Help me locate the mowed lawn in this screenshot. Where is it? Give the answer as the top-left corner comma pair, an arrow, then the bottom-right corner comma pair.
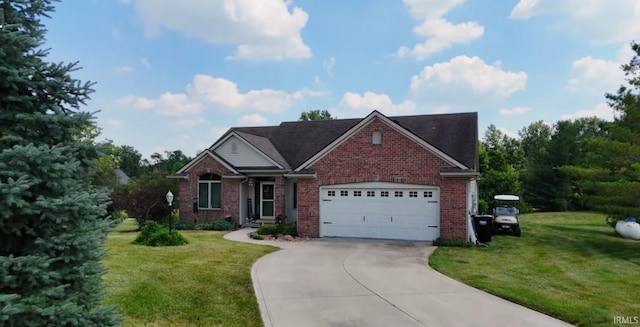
430,212 -> 640,327
102,220 -> 277,327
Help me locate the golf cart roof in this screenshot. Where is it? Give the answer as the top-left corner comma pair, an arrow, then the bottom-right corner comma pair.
494,194 -> 520,201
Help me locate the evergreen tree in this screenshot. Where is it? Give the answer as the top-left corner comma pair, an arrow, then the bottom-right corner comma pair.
574,42 -> 640,225
0,1 -> 120,326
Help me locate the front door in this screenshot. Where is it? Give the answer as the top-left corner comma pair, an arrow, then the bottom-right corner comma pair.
260,182 -> 275,219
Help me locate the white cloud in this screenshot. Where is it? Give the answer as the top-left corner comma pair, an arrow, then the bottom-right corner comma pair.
128,0 -> 312,61
116,74 -> 321,117
172,117 -> 209,128
115,94 -> 156,109
509,0 -> 640,44
566,56 -> 624,94
114,65 -> 133,73
210,127 -> 230,140
338,91 -> 417,117
497,127 -> 519,139
500,107 -> 530,115
141,57 -> 150,68
560,103 -> 615,121
155,92 -> 205,117
188,74 -> 294,113
292,88 -> 328,100
323,57 -> 335,76
398,0 -> 484,60
409,55 -> 527,107
106,119 -> 123,127
237,113 -> 268,126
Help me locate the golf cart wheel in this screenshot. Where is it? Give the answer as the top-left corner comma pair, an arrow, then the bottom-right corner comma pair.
514,226 -> 521,237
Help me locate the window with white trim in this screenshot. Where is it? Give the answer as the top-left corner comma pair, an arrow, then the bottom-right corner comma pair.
354,191 -> 362,197
394,191 -> 403,197
198,173 -> 221,209
328,190 -> 336,196
409,191 -> 418,197
381,191 -> 389,197
424,191 -> 433,198
367,191 -> 375,197
340,190 -> 348,196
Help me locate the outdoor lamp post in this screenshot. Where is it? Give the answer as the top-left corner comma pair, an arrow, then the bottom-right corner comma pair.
166,190 -> 174,232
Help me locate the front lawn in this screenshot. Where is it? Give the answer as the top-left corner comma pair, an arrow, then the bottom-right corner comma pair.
103,220 -> 277,327
430,212 -> 640,327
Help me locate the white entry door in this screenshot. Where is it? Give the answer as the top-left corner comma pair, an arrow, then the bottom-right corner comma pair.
319,183 -> 440,241
261,182 -> 275,219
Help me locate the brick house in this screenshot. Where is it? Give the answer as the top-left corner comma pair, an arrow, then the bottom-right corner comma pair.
169,110 -> 479,241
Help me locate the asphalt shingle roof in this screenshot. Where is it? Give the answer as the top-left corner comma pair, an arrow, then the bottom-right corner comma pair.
212,112 -> 478,171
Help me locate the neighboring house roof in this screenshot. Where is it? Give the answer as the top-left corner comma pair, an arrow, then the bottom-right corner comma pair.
178,110 -> 478,176
114,168 -> 130,185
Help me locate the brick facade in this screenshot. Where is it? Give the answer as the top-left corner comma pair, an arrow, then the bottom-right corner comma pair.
297,118 -> 469,239
177,155 -> 241,226
176,116 -> 472,240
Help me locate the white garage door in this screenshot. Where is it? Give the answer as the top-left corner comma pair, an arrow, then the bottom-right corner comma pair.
319,183 -> 440,241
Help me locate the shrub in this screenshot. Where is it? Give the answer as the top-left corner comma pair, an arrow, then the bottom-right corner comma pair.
172,221 -> 195,230
111,210 -> 128,223
280,224 -> 298,236
433,237 -> 473,247
195,220 -> 235,231
256,224 -> 280,235
250,232 -> 264,240
256,223 -> 297,236
133,221 -> 189,246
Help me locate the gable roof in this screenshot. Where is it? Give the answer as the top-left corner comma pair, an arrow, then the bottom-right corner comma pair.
199,111 -> 478,173
296,111 -> 475,170
235,131 -> 291,169
172,149 -> 239,176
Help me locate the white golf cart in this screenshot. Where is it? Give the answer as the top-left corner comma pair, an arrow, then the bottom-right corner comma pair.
492,194 -> 521,237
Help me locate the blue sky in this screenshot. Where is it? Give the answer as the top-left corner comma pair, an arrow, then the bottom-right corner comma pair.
42,0 -> 639,159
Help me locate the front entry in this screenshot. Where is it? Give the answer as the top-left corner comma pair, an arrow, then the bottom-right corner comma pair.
260,182 -> 275,219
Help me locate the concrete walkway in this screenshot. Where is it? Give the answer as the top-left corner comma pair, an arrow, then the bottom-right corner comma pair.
224,230 -> 573,327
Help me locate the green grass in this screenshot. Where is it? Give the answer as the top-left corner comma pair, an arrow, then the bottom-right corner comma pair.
103,220 -> 278,327
430,212 -> 640,327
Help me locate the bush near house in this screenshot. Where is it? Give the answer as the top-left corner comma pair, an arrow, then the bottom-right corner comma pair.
256,224 -> 298,236
171,220 -> 235,231
132,221 -> 189,246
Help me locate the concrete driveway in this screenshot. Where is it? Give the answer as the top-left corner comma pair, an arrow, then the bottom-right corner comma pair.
251,238 -> 573,327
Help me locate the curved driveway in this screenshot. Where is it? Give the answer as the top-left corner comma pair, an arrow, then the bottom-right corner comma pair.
245,237 -> 573,327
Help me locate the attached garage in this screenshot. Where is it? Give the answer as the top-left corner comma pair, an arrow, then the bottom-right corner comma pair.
319,182 -> 440,241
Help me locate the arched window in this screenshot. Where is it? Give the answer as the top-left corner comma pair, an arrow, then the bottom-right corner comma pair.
372,131 -> 382,145
198,173 -> 221,209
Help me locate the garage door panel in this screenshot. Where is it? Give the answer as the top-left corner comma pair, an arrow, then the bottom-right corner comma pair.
320,185 -> 440,241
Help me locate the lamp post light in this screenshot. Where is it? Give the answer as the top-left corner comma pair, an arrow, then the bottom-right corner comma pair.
166,190 -> 174,232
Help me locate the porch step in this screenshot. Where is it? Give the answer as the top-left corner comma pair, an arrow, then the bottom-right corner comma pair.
245,219 -> 276,228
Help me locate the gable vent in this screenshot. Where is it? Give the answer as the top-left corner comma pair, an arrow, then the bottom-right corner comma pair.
372,131 -> 382,145
231,142 -> 238,154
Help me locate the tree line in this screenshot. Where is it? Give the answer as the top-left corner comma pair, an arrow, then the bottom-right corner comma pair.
479,41 -> 640,226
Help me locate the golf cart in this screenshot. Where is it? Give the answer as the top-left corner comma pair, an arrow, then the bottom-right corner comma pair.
492,194 -> 521,237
